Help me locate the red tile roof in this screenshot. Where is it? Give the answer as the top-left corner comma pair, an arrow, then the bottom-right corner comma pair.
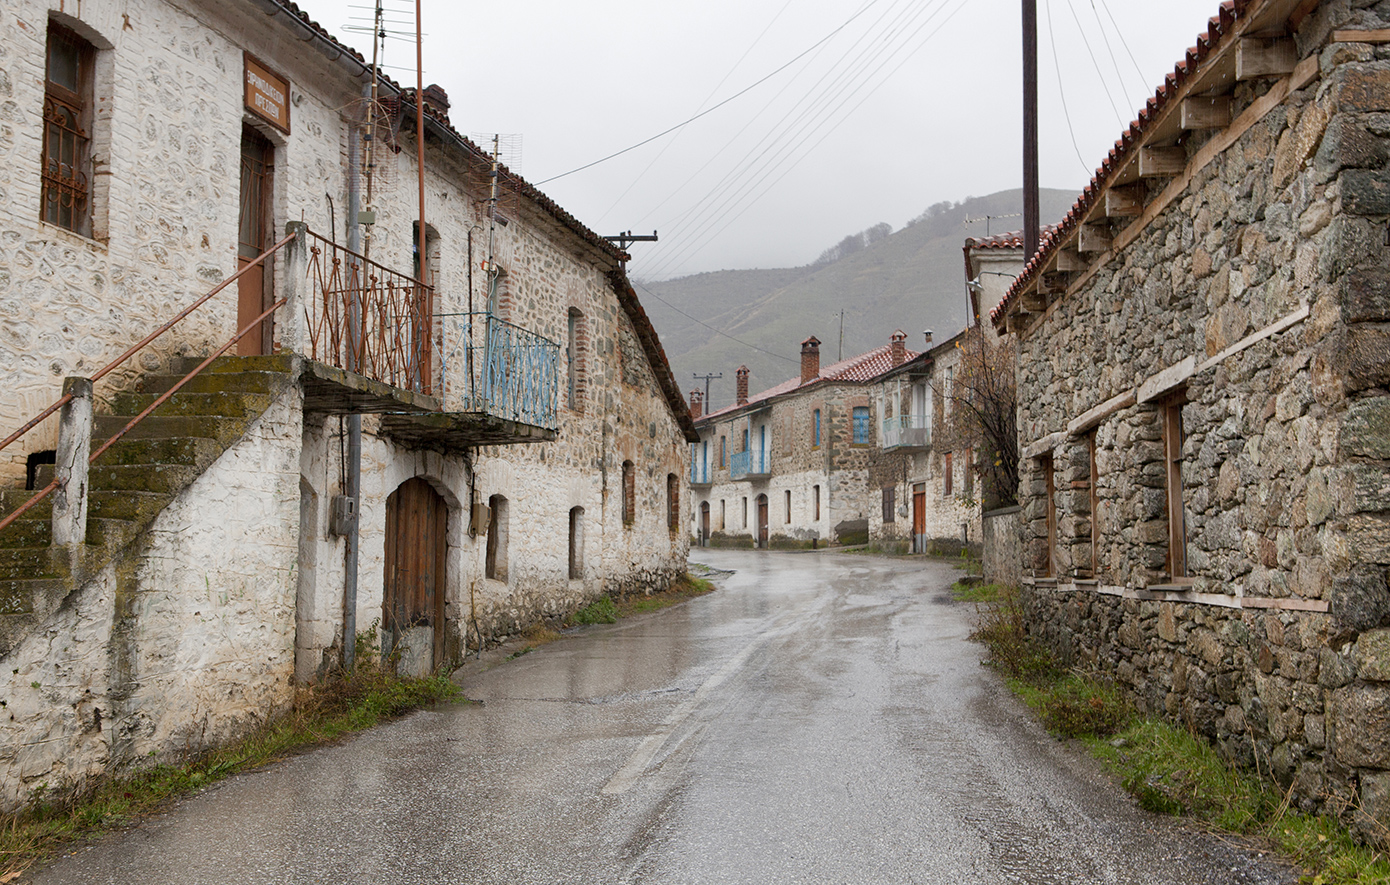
990,0 -> 1255,326
699,343 -> 920,423
964,227 -> 1054,250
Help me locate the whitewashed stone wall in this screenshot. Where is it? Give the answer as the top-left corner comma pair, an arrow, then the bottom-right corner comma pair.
0,384 -> 303,809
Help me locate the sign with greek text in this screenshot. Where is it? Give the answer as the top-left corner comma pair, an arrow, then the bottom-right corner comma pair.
244,53 -> 290,133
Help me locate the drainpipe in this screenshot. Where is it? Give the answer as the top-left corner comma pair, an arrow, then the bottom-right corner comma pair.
342,92 -> 365,672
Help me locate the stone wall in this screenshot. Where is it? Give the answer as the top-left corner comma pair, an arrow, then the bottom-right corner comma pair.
982,505 -> 1022,587
1010,6 -> 1390,839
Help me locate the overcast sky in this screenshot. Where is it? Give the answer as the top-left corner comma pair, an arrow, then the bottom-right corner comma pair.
292,0 -> 1224,278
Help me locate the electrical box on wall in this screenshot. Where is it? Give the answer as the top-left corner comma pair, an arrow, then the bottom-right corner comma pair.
470,501 -> 491,537
330,495 -> 358,537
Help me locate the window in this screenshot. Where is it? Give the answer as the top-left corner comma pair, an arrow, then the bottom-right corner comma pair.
882,487 -> 896,524
486,495 -> 509,581
784,489 -> 792,524
852,406 -> 870,444
943,452 -> 953,497
943,366 -> 954,417
667,473 -> 680,535
813,486 -> 820,521
742,428 -> 749,453
42,23 -> 94,235
742,496 -> 748,528
568,507 -> 584,579
1041,455 -> 1056,578
963,446 -> 974,497
622,461 -> 635,526
566,308 -> 586,412
720,499 -> 726,530
812,408 -> 821,448
719,435 -> 727,467
1164,399 -> 1187,579
1088,431 -> 1100,579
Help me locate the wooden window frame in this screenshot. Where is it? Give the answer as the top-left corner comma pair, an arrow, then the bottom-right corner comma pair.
943,451 -> 953,498
42,22 -> 95,236
1163,397 -> 1188,580
851,406 -> 870,445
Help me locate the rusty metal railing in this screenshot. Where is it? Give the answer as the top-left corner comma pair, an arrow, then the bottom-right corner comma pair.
0,232 -> 297,536
303,230 -> 435,396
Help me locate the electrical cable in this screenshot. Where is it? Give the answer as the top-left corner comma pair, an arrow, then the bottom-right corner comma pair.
1063,0 -> 1124,126
643,0 -> 965,279
641,0 -> 940,277
534,0 -> 886,187
1097,0 -> 1149,90
1045,0 -> 1093,174
630,279 -> 800,365
1085,0 -> 1143,108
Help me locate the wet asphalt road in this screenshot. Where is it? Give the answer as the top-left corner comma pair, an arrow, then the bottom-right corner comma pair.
28,550 -> 1296,884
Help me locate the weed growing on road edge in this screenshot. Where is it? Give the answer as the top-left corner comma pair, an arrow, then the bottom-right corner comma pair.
0,656 -> 460,880
950,580 -> 1002,604
966,586 -> 1390,884
572,596 -> 619,624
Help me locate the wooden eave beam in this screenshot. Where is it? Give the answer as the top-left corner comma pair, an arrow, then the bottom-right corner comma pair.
1055,249 -> 1085,272
1006,311 -> 1036,334
1078,222 -> 1112,253
1104,186 -> 1144,218
1139,147 -> 1187,177
1237,37 -> 1298,80
1180,95 -> 1232,130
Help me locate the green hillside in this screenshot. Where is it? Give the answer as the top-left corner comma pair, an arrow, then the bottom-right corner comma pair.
636,188 -> 1076,411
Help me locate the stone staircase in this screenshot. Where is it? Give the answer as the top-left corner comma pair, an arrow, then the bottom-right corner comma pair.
0,354 -> 296,658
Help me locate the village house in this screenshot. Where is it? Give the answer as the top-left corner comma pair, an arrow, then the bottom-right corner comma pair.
687,334 -> 915,549
0,0 -> 694,808
994,0 -> 1390,842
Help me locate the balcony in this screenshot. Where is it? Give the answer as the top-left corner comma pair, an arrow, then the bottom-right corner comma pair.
882,414 -> 930,451
690,462 -> 712,487
729,449 -> 771,480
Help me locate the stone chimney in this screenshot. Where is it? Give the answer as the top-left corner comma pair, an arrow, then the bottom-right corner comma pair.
689,389 -> 703,420
736,366 -> 750,406
891,330 -> 907,367
800,336 -> 821,385
422,84 -> 451,122
924,329 -> 933,347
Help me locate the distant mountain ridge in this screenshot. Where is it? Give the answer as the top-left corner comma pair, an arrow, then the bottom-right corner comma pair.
636,188 -> 1075,413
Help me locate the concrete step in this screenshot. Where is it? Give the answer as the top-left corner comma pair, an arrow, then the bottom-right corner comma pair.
0,490 -> 52,521
171,354 -> 296,377
138,370 -> 286,397
87,517 -> 138,551
0,547 -> 65,580
93,436 -> 223,469
107,391 -> 273,420
89,464 -> 201,495
87,490 -> 173,524
0,576 -> 66,620
0,518 -> 51,549
93,414 -> 245,445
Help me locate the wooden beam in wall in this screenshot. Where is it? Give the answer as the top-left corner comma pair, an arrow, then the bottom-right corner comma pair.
1180,95 -> 1232,130
1006,311 -> 1036,334
1055,249 -> 1086,272
1104,186 -> 1144,218
1332,29 -> 1390,44
1022,292 -> 1050,311
1078,222 -> 1112,253
1138,146 -> 1187,177
1237,37 -> 1298,80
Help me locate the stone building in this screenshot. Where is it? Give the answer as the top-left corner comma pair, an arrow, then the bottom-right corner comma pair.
0,0 -> 694,808
993,0 -> 1390,841
688,335 -> 915,549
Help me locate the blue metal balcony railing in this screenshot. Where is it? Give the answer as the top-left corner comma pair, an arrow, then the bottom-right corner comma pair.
882,414 -> 930,450
441,312 -> 560,430
729,449 -> 770,480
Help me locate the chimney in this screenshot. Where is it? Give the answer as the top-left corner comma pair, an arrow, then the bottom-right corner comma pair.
422,84 -> 451,122
890,330 -> 907,367
688,389 -> 703,420
800,336 -> 821,385
736,366 -> 750,406
924,329 -> 934,347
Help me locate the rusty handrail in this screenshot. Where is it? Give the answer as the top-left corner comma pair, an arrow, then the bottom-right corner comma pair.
0,233 -> 298,537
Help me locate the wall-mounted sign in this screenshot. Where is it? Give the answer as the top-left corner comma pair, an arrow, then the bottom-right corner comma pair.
244,53 -> 290,133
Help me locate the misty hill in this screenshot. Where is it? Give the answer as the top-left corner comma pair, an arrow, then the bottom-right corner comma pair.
636,188 -> 1076,412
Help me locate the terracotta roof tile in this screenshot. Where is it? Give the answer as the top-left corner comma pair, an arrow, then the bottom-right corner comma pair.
699,343 -> 919,423
991,0 -> 1257,326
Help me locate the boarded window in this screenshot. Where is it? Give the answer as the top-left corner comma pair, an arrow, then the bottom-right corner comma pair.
882,486 -> 895,524
622,461 -> 635,526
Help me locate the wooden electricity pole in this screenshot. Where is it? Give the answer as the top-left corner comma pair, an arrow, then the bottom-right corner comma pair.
1022,0 -> 1040,260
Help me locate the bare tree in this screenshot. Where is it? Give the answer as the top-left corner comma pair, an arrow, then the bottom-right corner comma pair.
945,325 -> 1018,509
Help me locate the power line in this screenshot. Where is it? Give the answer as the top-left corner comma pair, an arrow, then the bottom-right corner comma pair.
1045,0 -> 1092,174
1084,0 -> 1142,109
1063,0 -> 1124,126
534,0 -> 886,187
1097,0 -> 1149,90
630,279 -> 800,365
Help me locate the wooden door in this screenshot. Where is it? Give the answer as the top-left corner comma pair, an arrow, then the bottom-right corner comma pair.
912,483 -> 926,554
700,502 -> 710,546
383,478 -> 448,670
756,494 -> 769,549
237,126 -> 273,356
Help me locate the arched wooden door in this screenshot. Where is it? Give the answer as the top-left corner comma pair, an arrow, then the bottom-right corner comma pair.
756,494 -> 769,549
699,501 -> 710,547
384,478 -> 448,672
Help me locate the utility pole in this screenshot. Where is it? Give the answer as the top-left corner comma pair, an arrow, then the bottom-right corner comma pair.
603,230 -> 659,269
836,309 -> 846,361
693,372 -> 722,411
1022,0 -> 1040,259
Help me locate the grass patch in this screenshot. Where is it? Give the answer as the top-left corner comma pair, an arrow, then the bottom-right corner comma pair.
0,655 -> 460,879
564,573 -> 716,628
572,596 -> 619,625
967,585 -> 1390,884
951,580 -> 1003,604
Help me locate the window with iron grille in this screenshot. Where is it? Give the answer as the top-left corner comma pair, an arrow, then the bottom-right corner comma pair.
852,406 -> 870,444
42,23 -> 94,235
